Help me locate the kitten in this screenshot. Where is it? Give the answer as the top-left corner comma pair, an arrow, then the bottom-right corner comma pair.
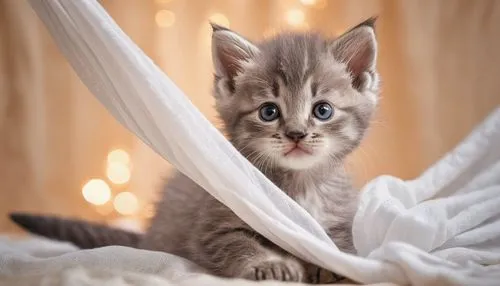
10,17 -> 379,283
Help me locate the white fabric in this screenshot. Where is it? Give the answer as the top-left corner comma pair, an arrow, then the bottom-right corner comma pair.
0,236 -> 396,286
0,236 -> 277,286
8,0 -> 498,285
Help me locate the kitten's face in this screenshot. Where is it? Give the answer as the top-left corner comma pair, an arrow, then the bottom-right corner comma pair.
211,19 -> 379,171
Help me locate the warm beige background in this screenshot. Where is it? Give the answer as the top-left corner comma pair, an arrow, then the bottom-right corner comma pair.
1,0 -> 499,233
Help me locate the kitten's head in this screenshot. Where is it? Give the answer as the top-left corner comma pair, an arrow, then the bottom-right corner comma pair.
211,18 -> 379,172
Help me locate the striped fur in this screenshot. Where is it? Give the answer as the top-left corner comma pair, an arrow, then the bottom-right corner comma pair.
9,18 -> 379,283
9,212 -> 140,248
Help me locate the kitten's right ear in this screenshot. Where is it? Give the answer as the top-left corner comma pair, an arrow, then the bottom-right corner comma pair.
211,23 -> 259,86
330,17 -> 378,91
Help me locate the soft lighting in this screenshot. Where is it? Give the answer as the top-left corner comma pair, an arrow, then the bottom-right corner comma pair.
202,13 -> 229,48
113,192 -> 139,216
286,9 -> 305,26
82,179 -> 111,206
300,0 -> 317,5
155,0 -> 173,4
263,27 -> 277,38
335,29 -> 345,37
315,0 -> 327,9
111,218 -> 143,232
106,162 -> 131,185
155,10 -> 176,28
95,203 -> 114,216
107,149 -> 130,166
144,204 -> 156,218
209,13 -> 230,28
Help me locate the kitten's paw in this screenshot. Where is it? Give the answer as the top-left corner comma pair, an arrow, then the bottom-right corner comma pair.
239,256 -> 306,282
305,265 -> 345,284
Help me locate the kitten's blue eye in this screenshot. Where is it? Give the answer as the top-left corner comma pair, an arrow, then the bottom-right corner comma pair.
259,103 -> 280,122
313,102 -> 333,120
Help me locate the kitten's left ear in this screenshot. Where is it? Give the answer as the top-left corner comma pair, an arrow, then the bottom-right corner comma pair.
330,17 -> 378,90
211,23 -> 259,88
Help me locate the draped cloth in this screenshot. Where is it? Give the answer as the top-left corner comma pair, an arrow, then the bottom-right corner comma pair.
16,0 -> 500,285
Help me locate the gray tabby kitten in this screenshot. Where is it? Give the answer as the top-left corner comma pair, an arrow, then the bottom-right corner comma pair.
10,17 -> 379,283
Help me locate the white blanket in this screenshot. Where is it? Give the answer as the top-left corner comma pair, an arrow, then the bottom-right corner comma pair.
0,236 -> 394,286
0,236 -> 219,286
3,0 -> 498,285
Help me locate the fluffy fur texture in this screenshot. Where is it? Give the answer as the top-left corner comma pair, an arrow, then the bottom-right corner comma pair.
10,17 -> 379,284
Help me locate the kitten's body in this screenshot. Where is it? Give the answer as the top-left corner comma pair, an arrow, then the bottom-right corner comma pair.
140,166 -> 357,279
10,18 -> 379,283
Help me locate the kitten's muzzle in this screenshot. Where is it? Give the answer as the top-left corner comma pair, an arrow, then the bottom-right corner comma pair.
285,131 -> 308,142
284,145 -> 312,156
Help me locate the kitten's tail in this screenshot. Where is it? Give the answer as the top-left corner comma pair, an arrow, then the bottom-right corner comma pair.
9,212 -> 141,249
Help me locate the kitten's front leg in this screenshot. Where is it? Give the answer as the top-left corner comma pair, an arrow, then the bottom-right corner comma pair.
192,199 -> 306,282
197,227 -> 306,281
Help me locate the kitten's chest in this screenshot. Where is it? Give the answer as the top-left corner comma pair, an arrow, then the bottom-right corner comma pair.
279,176 -> 353,230
281,180 -> 331,227
296,191 -> 330,227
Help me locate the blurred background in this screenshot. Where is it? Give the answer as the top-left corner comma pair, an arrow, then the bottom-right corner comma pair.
1,0 -> 499,234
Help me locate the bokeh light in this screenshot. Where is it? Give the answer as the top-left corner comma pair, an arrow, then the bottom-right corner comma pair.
113,192 -> 139,216
209,13 -> 230,28
107,149 -> 130,166
300,0 -> 317,5
110,217 -> 143,232
106,162 -> 131,185
155,10 -> 176,28
82,179 -> 111,206
286,9 -> 305,27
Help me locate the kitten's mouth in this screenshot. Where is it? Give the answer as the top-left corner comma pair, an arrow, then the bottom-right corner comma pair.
284,145 -> 312,157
